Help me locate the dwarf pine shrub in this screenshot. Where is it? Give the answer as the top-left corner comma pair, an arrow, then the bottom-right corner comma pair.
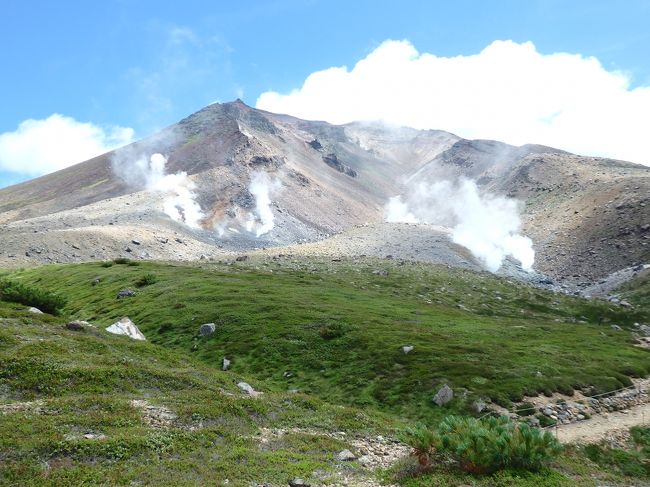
0,279 -> 67,315
437,415 -> 561,474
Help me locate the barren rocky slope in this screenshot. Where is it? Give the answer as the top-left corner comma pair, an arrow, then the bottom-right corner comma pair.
0,100 -> 648,286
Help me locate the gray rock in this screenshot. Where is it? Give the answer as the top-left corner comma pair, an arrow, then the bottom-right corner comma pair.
288,479 -> 310,487
611,324 -> 622,331
65,320 -> 89,331
237,382 -> 261,397
471,400 -> 486,414
222,357 -> 230,371
433,384 -> 454,406
116,288 -> 136,299
131,239 -> 141,245
401,345 -> 414,354
337,449 -> 356,461
27,307 -> 43,314
200,323 -> 216,336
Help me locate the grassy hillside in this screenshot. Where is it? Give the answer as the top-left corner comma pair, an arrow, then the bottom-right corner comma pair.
0,300 -> 396,486
2,259 -> 649,486
6,257 -> 649,423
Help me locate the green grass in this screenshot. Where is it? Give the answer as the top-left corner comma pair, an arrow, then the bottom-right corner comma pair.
582,427 -> 650,479
5,258 -> 649,422
0,300 -> 393,486
1,258 -> 649,486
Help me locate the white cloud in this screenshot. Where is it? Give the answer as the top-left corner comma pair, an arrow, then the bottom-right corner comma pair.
0,114 -> 134,176
257,39 -> 650,166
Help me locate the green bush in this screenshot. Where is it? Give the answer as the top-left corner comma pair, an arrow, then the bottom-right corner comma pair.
135,274 -> 157,287
400,424 -> 440,468
0,279 -> 67,315
437,415 -> 562,474
113,258 -> 131,265
100,261 -> 113,268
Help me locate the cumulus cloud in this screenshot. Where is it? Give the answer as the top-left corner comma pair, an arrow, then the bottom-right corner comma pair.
0,114 -> 134,177
257,40 -> 650,166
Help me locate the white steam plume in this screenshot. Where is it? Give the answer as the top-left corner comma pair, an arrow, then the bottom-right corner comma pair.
113,152 -> 204,229
245,171 -> 281,237
385,179 -> 534,272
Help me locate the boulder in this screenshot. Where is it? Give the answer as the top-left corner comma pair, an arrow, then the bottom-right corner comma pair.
27,307 -> 44,314
401,345 -> 414,354
611,324 -> 622,331
116,288 -> 136,299
222,357 -> 231,371
105,317 -> 146,340
237,382 -> 261,397
471,400 -> 486,414
433,384 -> 454,406
337,449 -> 356,461
65,320 -> 90,331
200,323 -> 216,336
289,479 -> 310,487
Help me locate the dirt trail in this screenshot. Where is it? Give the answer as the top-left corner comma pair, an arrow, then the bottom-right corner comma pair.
553,403 -> 650,444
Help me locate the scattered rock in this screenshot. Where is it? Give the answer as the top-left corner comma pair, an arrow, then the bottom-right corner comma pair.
289,478 -> 310,487
116,288 -> 136,299
106,317 -> 146,340
82,433 -> 107,440
199,323 -> 216,336
471,400 -> 487,414
337,449 -> 356,461
131,239 -> 141,245
433,384 -> 454,406
237,382 -> 261,397
65,320 -> 89,331
235,255 -> 249,262
401,345 -> 414,354
222,357 -> 231,371
27,307 -> 43,314
611,324 -> 622,331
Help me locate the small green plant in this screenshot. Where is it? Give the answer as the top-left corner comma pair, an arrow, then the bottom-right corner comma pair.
400,424 -> 440,468
100,261 -> 113,268
135,273 -> 158,287
437,415 -> 562,474
113,257 -> 131,265
0,279 -> 67,315
536,414 -> 556,428
516,401 -> 536,416
583,428 -> 650,479
318,322 -> 347,340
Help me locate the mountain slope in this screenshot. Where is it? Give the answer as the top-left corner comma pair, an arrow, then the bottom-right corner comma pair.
0,100 -> 648,285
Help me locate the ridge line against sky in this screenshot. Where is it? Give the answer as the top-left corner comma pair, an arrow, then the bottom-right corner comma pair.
1,1 -> 650,187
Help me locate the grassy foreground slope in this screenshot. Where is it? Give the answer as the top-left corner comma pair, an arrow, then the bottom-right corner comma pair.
8,258 -> 649,422
0,300 -> 395,486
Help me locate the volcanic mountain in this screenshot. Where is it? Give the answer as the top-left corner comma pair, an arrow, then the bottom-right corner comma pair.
0,100 -> 648,289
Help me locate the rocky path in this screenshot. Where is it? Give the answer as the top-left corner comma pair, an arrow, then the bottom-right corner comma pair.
553,402 -> 650,444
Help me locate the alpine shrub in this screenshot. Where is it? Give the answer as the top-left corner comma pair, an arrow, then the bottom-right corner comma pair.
0,279 -> 67,315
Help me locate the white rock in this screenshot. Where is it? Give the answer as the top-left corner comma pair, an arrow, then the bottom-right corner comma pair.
237,382 -> 261,397
106,317 -> 146,340
27,307 -> 43,314
222,357 -> 231,371
402,345 -> 414,354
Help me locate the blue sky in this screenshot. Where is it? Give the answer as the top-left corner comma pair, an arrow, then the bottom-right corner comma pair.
1,0 -> 650,188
